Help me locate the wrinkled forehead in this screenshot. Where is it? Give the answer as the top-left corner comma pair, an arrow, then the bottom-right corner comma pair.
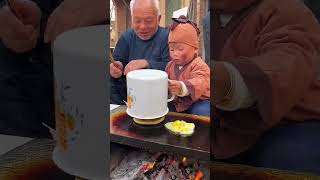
132,8 -> 158,18
132,0 -> 158,17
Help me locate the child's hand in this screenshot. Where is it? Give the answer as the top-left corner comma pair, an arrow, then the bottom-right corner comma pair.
110,61 -> 123,79
168,79 -> 182,96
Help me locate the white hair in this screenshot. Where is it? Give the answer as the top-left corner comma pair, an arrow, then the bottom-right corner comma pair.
130,0 -> 161,17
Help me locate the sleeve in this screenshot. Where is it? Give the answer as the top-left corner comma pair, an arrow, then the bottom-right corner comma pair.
229,1 -> 320,125
182,61 -> 210,101
177,81 -> 190,97
148,29 -> 170,71
216,62 -> 255,111
112,32 -> 130,65
110,32 -> 130,85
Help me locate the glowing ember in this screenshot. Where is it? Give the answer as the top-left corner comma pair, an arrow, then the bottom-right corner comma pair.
182,157 -> 187,166
144,161 -> 155,173
110,147 -> 209,180
195,170 -> 204,180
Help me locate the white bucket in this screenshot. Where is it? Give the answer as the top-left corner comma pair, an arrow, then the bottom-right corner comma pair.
52,25 -> 108,180
126,69 -> 174,119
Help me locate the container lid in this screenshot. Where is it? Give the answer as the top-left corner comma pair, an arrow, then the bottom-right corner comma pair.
127,69 -> 167,80
53,25 -> 108,60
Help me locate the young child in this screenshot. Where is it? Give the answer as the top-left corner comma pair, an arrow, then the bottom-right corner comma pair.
166,17 -> 210,117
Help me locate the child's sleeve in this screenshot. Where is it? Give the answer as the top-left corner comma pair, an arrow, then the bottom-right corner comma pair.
182,62 -> 210,101
177,81 -> 190,97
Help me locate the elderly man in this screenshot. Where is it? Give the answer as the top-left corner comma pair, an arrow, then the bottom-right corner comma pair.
110,0 -> 170,105
212,0 -> 320,175
0,0 -> 107,137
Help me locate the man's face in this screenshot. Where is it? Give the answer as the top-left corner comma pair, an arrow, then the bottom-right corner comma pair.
132,3 -> 160,40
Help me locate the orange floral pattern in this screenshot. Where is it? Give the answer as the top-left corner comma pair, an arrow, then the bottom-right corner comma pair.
127,96 -> 133,109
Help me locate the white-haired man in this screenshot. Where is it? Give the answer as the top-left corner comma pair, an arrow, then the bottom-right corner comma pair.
110,0 -> 169,105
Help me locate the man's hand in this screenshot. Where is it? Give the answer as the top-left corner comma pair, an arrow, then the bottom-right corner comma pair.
168,79 -> 182,96
44,0 -> 107,43
0,0 -> 41,53
124,59 -> 149,75
110,61 -> 124,79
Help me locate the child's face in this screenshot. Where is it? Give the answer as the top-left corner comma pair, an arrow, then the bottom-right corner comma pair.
169,42 -> 197,65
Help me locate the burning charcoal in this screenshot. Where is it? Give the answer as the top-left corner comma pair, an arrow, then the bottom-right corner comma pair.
147,167 -> 160,178
194,162 -> 199,170
143,161 -> 155,173
155,153 -> 167,162
185,166 -> 197,179
172,161 -> 186,180
154,168 -> 170,180
165,157 -> 174,169
149,169 -> 162,180
151,152 -> 163,161
158,158 -> 167,168
132,176 -> 148,180
110,144 -> 210,180
132,164 -> 150,180
152,154 -> 167,171
125,166 -> 144,179
185,169 -> 191,175
179,165 -> 189,178
198,163 -> 210,180
110,147 -> 129,172
177,171 -> 186,180
150,168 -> 169,180
110,151 -> 154,180
149,156 -> 169,177
167,166 -> 179,180
194,170 -> 204,180
180,157 -> 188,167
149,171 -> 157,180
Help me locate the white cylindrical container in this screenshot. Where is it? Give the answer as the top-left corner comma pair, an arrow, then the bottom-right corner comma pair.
52,25 -> 108,180
126,69 -> 173,119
